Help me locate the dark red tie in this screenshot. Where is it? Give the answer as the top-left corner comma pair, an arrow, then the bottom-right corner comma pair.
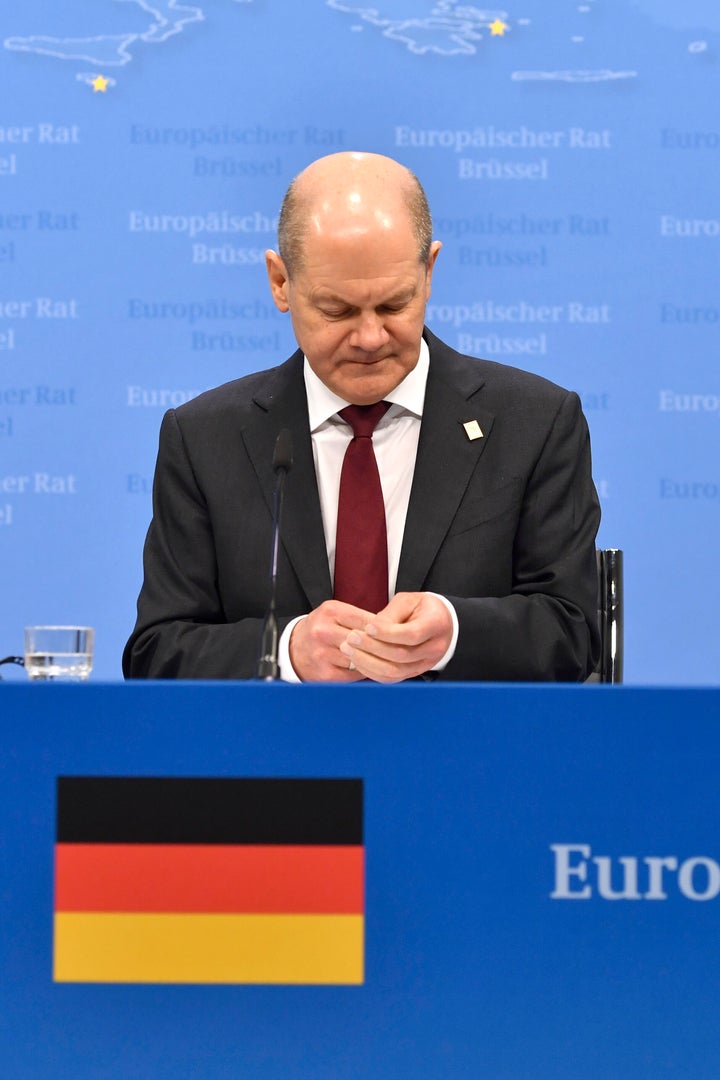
334,402 -> 390,613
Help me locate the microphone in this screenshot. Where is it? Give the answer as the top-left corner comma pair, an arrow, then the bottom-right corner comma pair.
256,429 -> 293,680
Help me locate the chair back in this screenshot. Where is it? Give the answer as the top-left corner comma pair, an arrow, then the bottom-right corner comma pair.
595,548 -> 623,683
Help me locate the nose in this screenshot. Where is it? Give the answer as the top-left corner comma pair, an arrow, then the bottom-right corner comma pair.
348,312 -> 391,352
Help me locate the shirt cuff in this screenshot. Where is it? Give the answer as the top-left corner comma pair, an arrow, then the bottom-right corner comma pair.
278,615 -> 305,683
427,593 -> 459,671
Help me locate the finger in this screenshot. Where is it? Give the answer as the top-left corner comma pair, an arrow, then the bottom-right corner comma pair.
365,596 -> 452,648
323,600 -> 378,632
373,592 -> 421,625
363,615 -> 438,649
341,646 -> 428,684
339,636 -> 435,677
328,652 -> 367,683
342,631 -> 431,666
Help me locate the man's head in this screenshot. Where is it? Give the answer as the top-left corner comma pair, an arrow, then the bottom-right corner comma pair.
266,152 -> 441,405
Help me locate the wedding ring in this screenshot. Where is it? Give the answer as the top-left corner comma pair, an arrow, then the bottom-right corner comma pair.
348,660 -> 356,672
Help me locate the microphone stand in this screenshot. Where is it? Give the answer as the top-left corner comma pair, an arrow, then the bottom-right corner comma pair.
257,430 -> 293,680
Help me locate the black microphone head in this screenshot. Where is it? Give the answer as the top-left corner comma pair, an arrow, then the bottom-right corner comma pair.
272,428 -> 293,474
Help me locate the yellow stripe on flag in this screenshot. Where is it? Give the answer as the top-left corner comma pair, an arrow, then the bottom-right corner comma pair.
54,912 -> 364,984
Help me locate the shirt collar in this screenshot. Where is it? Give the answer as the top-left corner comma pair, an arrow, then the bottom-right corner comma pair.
304,337 -> 429,433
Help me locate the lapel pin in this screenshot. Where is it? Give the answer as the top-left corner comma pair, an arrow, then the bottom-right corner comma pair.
463,420 -> 484,441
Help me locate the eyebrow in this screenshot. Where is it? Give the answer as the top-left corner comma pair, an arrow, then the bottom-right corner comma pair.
316,287 -> 417,307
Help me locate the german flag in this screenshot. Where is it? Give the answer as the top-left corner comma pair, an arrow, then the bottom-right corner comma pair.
54,777 -> 364,984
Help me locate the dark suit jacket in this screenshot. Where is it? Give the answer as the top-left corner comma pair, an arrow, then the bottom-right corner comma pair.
123,330 -> 601,681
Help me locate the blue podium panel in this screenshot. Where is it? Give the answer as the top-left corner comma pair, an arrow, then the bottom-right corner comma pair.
1,683 -> 719,1077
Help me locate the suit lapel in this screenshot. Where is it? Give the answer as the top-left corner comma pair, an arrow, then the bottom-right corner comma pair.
396,334 -> 495,592
240,353 -> 333,609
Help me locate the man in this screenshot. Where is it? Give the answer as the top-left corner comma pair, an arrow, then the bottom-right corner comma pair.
123,152 -> 600,682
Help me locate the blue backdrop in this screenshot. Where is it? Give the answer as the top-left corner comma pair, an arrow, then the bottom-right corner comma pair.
1,1 -> 719,682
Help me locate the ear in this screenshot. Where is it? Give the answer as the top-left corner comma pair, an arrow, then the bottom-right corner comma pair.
265,250 -> 290,312
424,240 -> 442,297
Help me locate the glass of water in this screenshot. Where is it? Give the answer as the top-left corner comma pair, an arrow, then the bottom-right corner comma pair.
24,626 -> 94,682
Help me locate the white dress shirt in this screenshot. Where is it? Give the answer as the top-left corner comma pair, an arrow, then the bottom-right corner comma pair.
278,339 -> 459,680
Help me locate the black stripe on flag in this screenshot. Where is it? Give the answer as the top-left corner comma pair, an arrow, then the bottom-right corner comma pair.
57,777 -> 363,845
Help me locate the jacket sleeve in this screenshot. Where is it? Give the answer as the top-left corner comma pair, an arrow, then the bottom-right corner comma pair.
122,409 -> 291,680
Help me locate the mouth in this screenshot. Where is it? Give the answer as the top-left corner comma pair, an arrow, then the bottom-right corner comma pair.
347,353 -> 392,366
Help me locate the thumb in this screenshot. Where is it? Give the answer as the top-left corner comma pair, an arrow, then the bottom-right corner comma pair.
371,592 -> 422,627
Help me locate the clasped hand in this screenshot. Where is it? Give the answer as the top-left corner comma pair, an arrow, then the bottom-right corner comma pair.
289,592 -> 453,684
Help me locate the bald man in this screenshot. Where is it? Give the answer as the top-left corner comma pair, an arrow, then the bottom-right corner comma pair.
123,152 -> 600,682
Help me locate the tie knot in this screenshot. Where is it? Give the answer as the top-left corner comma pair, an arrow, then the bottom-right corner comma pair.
339,401 -> 390,438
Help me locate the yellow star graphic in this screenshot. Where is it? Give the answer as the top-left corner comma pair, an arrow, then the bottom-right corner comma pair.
488,18 -> 508,36
92,75 -> 109,92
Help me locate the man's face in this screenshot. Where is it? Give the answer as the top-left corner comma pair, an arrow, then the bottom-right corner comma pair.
267,220 -> 440,405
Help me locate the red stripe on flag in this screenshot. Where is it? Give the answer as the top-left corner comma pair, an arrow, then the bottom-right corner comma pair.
55,843 -> 364,914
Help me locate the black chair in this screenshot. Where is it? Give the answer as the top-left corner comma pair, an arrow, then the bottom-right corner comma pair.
590,548 -> 623,684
